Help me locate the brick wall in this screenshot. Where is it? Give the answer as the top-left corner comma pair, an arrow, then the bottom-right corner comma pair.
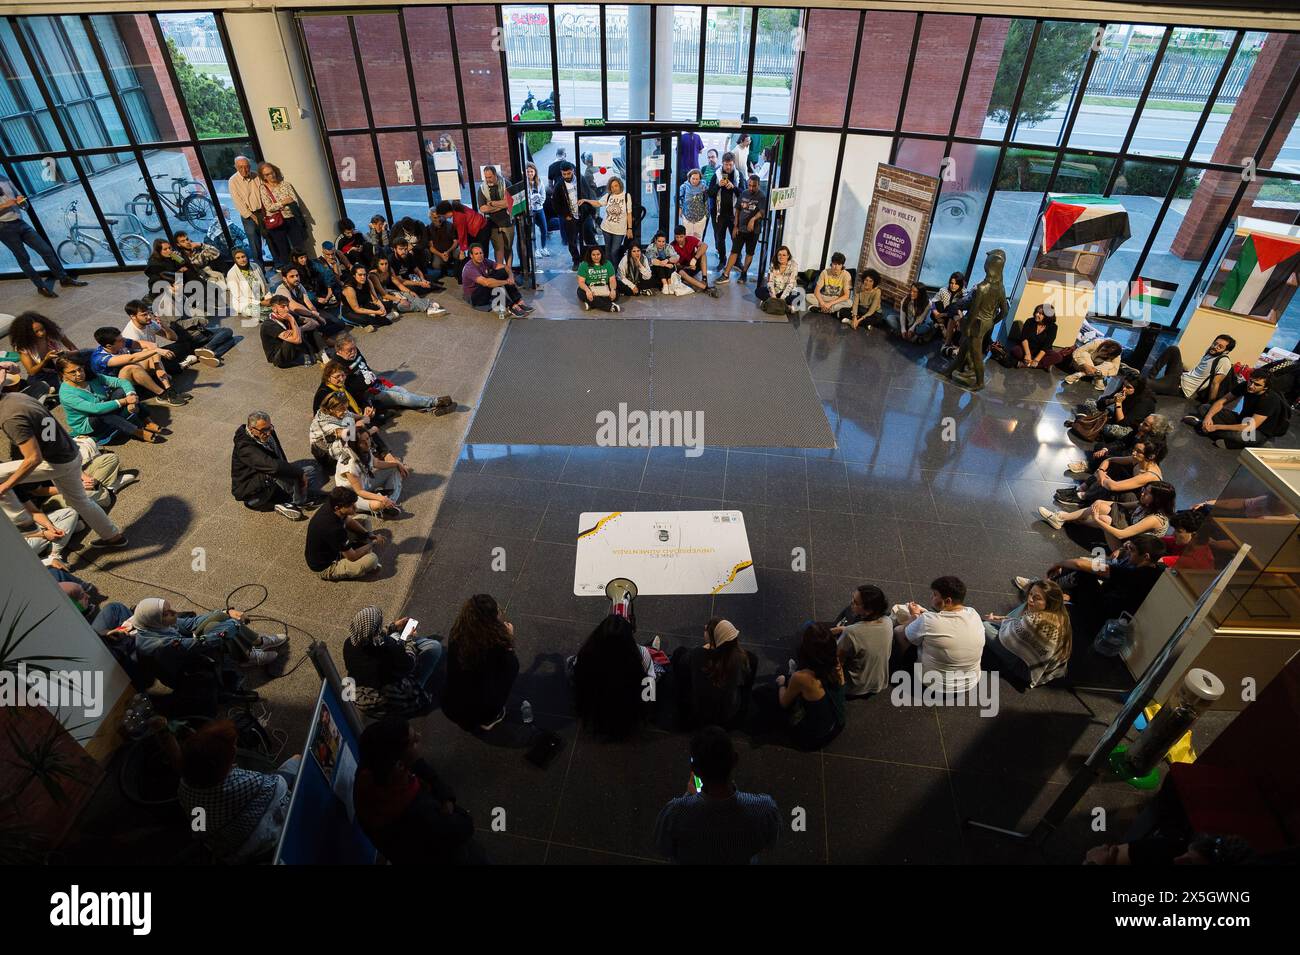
1171,32 -> 1300,259
795,9 -> 861,127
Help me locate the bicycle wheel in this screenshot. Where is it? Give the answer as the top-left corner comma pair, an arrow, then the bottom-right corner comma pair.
129,192 -> 162,231
180,193 -> 215,226
117,233 -> 150,263
56,239 -> 94,265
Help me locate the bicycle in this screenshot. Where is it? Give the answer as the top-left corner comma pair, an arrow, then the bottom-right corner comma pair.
128,173 -> 215,232
57,199 -> 150,265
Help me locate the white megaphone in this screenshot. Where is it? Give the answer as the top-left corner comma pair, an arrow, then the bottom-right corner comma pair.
605,577 -> 638,624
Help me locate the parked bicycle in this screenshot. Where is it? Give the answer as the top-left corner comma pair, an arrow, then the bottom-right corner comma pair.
128,173 -> 215,232
57,199 -> 150,265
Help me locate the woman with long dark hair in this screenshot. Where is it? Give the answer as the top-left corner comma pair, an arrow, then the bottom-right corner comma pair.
442,594 -> 519,732
670,618 -> 755,729
1041,479 -> 1176,546
983,578 -> 1072,688
756,621 -> 846,750
9,311 -> 77,398
340,263 -> 394,329
571,613 -> 657,740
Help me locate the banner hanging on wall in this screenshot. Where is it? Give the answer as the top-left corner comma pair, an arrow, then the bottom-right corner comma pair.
857,164 -> 940,304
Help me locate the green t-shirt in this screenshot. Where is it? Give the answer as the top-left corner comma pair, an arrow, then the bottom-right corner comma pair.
578,262 -> 613,288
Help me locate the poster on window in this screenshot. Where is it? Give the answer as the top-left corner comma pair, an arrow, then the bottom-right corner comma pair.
857,164 -> 939,306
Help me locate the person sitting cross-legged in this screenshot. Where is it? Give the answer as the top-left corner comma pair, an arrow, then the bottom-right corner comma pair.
460,244 -> 532,316
260,294 -> 327,368
57,354 -> 164,445
576,245 -> 621,312
89,326 -> 187,408
344,606 -> 443,719
652,725 -> 780,865
226,247 -> 272,318
304,485 -> 384,581
335,430 -> 407,519
646,232 -> 680,293
890,575 -> 984,694
752,621 -> 846,751
831,584 -> 894,698
230,410 -> 317,521
442,594 -> 520,733
669,618 -> 756,730
981,578 -> 1072,689
329,332 -> 454,415
808,252 -> 853,321
672,224 -> 718,297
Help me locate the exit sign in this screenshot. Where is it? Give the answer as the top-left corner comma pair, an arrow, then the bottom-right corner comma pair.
583,118 -> 606,128
699,119 -> 721,129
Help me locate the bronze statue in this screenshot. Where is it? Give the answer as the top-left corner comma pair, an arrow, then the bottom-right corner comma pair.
950,249 -> 1009,392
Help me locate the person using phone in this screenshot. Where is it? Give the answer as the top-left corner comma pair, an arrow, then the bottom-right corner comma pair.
343,606 -> 443,718
653,726 -> 780,865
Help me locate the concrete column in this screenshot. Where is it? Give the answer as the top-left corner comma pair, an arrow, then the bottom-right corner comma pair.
222,10 -> 341,249
652,6 -> 675,122
627,5 -> 651,121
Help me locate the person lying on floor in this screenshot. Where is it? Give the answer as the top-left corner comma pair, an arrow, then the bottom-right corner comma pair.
130,597 -> 287,669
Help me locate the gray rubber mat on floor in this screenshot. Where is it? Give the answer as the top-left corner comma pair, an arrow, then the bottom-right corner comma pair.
466,319 -> 834,448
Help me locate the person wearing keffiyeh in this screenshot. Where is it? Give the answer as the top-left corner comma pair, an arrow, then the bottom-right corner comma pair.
981,579 -> 1072,688
342,606 -> 444,710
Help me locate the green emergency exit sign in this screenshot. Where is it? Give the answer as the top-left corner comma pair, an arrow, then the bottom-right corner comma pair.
583,118 -> 606,128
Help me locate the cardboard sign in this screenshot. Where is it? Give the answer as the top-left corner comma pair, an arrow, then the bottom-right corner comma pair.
771,186 -> 797,211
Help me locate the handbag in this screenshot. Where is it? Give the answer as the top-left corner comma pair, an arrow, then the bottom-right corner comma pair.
261,183 -> 285,230
1070,409 -> 1108,442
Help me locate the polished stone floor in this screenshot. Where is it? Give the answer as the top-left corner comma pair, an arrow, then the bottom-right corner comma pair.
5,269 -> 1278,864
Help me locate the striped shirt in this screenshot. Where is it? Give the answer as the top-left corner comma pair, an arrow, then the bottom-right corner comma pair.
653,790 -> 780,864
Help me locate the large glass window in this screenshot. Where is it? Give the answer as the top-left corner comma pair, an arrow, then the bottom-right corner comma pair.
1010,21 -> 1096,147
849,12 -> 914,130
301,17 -> 369,131
1190,32 -> 1268,163
669,6 -> 702,123
901,15 -> 975,136
554,5 -> 601,121
1066,24 -> 1163,152
1127,28 -> 1235,160
0,11 -> 252,276
1098,159 -> 1180,311
455,6 -> 508,125
922,143 -> 999,288
702,7 -> 751,124
794,9 -> 858,128
403,8 -> 461,126
751,8 -> 798,126
502,4 -> 554,122
352,14 -> 415,129
606,5 -> 650,122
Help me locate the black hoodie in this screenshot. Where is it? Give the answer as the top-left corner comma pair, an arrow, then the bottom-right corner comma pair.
230,424 -> 302,501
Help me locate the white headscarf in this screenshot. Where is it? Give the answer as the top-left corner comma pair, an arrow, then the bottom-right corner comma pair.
131,598 -> 172,633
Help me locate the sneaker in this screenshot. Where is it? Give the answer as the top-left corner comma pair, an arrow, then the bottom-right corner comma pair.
274,503 -> 305,521
1037,506 -> 1064,530
1014,576 -> 1032,593
1064,372 -> 1084,384
180,355 -> 199,369
610,302 -> 621,312
88,534 -> 128,548
426,303 -> 448,315
257,632 -> 288,651
520,303 -> 536,314
737,273 -> 748,284
434,395 -> 455,409
840,317 -> 851,325
359,325 -> 376,334
298,496 -> 324,511
150,392 -> 187,408
1053,487 -> 1081,503
59,276 -> 89,287
1094,377 -> 1107,391
716,272 -> 731,285
240,647 -> 280,669
581,299 -> 590,311
113,470 -> 140,492
479,708 -> 506,731
194,347 -> 221,367
1067,460 -> 1088,474
941,345 -> 959,359
539,247 -> 551,257
1182,415 -> 1202,427
433,402 -> 455,416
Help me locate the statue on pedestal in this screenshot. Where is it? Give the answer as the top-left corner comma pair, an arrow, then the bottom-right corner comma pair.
949,248 -> 1008,392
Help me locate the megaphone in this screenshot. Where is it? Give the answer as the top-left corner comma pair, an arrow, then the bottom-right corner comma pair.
605,577 -> 638,624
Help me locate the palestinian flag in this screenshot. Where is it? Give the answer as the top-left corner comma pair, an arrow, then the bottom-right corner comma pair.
1214,233 -> 1300,316
510,184 -> 527,217
1043,195 -> 1131,253
1130,277 -> 1177,307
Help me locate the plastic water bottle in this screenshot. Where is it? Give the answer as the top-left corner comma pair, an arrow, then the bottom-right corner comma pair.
521,700 -> 534,724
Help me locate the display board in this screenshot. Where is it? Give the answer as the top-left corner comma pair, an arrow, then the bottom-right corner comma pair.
574,510 -> 757,596
857,163 -> 940,307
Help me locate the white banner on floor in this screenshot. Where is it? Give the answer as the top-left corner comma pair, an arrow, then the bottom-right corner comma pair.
574,511 -> 757,596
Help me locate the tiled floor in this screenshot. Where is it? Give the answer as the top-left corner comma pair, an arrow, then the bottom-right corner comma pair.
4,268 -> 1274,864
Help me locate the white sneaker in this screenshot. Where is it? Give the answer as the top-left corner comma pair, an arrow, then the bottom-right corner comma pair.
1014,576 -> 1032,592
113,470 -> 140,491
180,355 -> 199,369
610,302 -> 621,312
1067,460 -> 1088,474
581,300 -> 589,311
539,247 -> 551,257
1038,506 -> 1064,530
426,302 -> 448,315
840,317 -> 851,325
257,632 -> 288,650
240,648 -> 278,669
1094,377 -> 1107,391
274,503 -> 305,521
1064,372 -> 1083,384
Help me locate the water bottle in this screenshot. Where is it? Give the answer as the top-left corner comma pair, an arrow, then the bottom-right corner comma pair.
521,700 -> 534,724
1093,613 -> 1133,657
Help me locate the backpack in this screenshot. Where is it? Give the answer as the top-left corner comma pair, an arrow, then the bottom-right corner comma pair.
353,677 -> 434,720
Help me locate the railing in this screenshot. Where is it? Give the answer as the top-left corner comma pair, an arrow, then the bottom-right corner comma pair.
1090,48 -> 1254,104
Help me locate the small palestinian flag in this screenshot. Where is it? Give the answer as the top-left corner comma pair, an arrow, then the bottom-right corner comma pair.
1214,233 -> 1300,316
510,185 -> 528,217
1130,277 -> 1177,307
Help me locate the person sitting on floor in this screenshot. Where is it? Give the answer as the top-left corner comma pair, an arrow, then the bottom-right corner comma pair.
848,268 -> 882,330
671,224 -> 718,297
335,430 -> 406,519
334,217 -> 372,269
1054,436 -> 1167,510
645,232 -> 680,293
934,272 -> 969,359
442,593 -> 520,733
809,252 -> 853,321
757,245 -> 800,316
1067,412 -> 1172,478
304,485 -> 383,580
340,264 -> 395,329
653,725 -> 780,865
57,354 -> 164,445
344,606 -> 443,719
328,332 -> 454,415
278,262 -> 344,334
1040,480 -> 1176,548
372,253 -> 448,316
890,575 -> 984,694
993,303 -> 1062,370
982,578 -> 1072,688
90,326 -> 187,408
130,596 -> 287,669
460,244 -> 532,317
670,618 -> 755,730
309,391 -> 377,472
178,719 -> 298,864
1068,374 -> 1156,444
354,717 -> 485,865
122,298 -> 208,374
754,621 -> 846,750
260,295 -> 327,368
570,613 -> 661,741
231,410 -> 317,521
24,437 -> 136,514
832,584 -> 894,698
617,243 -> 655,297
886,282 -> 931,341
1062,338 -> 1124,389
314,359 -> 377,424
9,312 -> 77,399
225,247 -> 272,318
1149,333 -> 1235,403
11,492 -> 80,570
1183,374 -> 1290,449
576,245 -> 621,312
